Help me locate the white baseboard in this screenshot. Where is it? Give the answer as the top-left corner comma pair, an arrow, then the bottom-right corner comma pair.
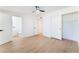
21,34 -> 35,38
0,39 -> 12,45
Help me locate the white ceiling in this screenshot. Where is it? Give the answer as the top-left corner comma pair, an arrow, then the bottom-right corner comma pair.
0,6 -> 69,15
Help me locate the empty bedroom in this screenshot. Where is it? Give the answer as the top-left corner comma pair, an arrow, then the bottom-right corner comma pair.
0,6 -> 79,53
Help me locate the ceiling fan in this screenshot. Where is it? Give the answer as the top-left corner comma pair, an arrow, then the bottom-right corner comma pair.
32,6 -> 45,13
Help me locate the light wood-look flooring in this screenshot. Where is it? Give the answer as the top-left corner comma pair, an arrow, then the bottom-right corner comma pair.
0,35 -> 79,53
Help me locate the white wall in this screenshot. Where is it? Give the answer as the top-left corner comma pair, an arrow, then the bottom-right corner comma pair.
22,14 -> 36,37
0,12 -> 12,45
42,7 -> 79,40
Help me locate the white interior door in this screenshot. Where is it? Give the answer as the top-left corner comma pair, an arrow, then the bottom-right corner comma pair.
12,16 -> 22,36
0,12 -> 12,45
62,12 -> 79,41
33,19 -> 38,35
33,17 -> 43,35
38,19 -> 43,34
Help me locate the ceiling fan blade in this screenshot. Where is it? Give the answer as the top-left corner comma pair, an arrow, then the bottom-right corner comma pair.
40,10 -> 45,12
32,6 -> 45,13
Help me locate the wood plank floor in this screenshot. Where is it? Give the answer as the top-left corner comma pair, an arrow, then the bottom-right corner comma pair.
0,34 -> 79,53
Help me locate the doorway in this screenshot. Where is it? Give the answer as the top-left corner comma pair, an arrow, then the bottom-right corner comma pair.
38,17 -> 43,34
33,16 -> 43,35
62,12 -> 79,41
12,16 -> 22,37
